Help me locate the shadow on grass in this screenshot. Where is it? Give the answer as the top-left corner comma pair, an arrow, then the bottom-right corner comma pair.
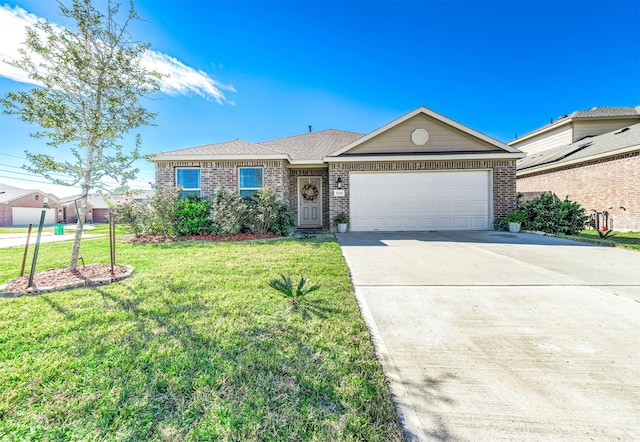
72,286 -> 370,440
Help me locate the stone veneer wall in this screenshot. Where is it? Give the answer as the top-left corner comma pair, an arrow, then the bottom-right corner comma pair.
288,168 -> 330,229
155,160 -> 288,200
328,159 -> 517,232
517,152 -> 639,231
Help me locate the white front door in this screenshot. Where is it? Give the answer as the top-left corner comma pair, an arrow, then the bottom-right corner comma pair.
298,176 -> 322,227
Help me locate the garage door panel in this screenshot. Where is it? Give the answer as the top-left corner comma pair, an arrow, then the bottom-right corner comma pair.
12,208 -> 56,226
350,171 -> 490,232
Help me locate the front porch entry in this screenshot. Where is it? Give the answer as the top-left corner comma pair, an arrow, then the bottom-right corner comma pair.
297,176 -> 322,228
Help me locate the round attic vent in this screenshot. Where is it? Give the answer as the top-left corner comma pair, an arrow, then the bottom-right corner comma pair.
411,128 -> 429,146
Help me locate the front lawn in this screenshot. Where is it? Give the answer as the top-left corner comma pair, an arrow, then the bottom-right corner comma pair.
568,230 -> 640,251
0,236 -> 403,441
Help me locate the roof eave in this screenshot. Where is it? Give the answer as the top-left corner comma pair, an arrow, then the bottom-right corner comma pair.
517,144 -> 640,176
324,152 -> 525,163
509,114 -> 640,146
151,154 -> 290,162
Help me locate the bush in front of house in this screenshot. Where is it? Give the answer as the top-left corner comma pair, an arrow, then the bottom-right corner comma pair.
518,193 -> 587,235
145,186 -> 179,237
173,194 -> 215,236
246,188 -> 295,236
210,188 -> 247,236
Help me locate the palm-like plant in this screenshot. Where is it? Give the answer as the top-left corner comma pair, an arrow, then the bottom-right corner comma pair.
268,275 -> 321,305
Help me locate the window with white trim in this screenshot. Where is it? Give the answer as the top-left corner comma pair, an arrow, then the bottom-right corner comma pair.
176,168 -> 201,198
238,167 -> 263,198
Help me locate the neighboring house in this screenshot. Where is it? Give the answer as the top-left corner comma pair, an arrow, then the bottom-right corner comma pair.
512,106 -> 640,231
62,191 -> 154,224
0,182 -> 62,227
151,106 -> 524,232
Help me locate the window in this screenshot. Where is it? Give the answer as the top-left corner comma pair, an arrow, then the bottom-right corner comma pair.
239,167 -> 263,198
176,168 -> 201,198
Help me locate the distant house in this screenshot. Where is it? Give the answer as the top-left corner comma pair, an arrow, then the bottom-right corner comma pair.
512,106 -> 640,230
61,191 -> 154,224
150,106 -> 524,232
0,183 -> 62,227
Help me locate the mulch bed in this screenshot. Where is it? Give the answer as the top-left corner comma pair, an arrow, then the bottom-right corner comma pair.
123,233 -> 278,243
1,264 -> 133,296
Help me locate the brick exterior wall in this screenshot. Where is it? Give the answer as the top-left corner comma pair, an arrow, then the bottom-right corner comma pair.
0,193 -> 62,227
288,168 -> 330,229
154,159 -> 517,232
517,152 -> 640,231
328,159 -> 517,232
155,160 -> 288,200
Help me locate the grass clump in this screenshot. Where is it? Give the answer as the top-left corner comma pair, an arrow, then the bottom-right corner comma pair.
0,236 -> 403,441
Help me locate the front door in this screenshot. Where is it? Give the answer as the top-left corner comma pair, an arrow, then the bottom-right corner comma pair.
298,176 -> 322,227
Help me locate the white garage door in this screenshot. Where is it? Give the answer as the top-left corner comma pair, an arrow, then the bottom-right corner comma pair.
350,171 -> 490,231
12,207 -> 57,226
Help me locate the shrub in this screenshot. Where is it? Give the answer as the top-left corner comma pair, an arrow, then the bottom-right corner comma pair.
518,193 -> 587,235
268,275 -> 321,306
114,200 -> 146,237
246,188 -> 295,236
173,194 -> 214,236
211,188 -> 247,236
145,186 -> 179,237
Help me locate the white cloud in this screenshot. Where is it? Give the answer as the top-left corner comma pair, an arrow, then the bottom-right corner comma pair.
0,4 -> 234,103
142,50 -> 235,103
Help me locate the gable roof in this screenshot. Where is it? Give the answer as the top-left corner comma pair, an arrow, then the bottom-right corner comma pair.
510,106 -> 640,146
0,182 -> 60,205
327,106 -> 522,159
151,106 -> 523,164
517,122 -> 640,175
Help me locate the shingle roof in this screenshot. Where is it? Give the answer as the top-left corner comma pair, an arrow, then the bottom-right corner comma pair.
517,122 -> 640,172
259,129 -> 364,161
565,106 -> 640,119
155,139 -> 282,157
153,129 -> 365,162
0,182 -> 60,204
0,183 -> 33,203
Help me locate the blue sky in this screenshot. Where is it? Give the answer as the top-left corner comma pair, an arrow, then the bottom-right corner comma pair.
1,0 -> 639,197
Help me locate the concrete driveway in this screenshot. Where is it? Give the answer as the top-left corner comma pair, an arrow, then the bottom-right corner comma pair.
337,231 -> 640,441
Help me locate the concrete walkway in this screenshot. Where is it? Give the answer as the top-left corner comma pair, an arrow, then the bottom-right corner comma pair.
337,231 -> 640,441
0,230 -> 105,249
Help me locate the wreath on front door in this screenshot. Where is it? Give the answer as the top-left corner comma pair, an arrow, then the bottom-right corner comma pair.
301,183 -> 319,201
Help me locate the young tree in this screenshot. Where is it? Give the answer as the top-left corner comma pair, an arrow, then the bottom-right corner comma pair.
2,0 -> 160,269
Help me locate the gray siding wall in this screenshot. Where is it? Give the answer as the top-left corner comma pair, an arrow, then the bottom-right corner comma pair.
348,113 -> 501,155
512,125 -> 572,155
572,119 -> 639,142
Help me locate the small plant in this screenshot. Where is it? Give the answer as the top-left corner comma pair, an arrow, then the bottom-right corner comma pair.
268,274 -> 321,306
333,212 -> 349,226
597,225 -> 615,239
504,209 -> 526,224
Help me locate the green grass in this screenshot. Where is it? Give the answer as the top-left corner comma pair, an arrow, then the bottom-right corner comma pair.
564,230 -> 640,251
0,236 -> 403,441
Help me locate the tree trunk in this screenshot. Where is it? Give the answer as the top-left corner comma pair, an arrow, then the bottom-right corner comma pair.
69,192 -> 89,270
